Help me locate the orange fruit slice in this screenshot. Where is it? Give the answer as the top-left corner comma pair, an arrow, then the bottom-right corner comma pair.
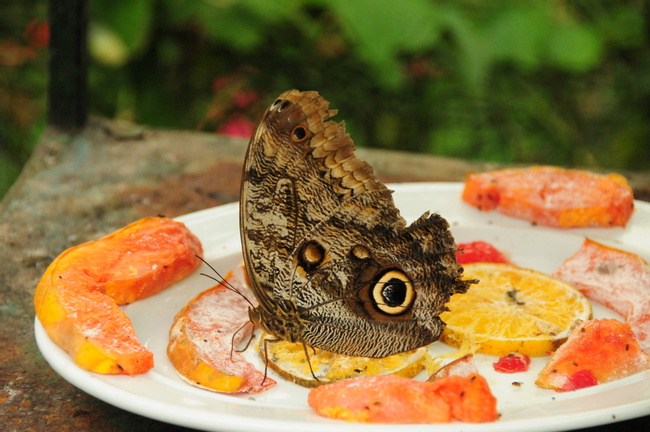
440,263 -> 592,357
261,333 -> 432,388
462,166 -> 634,228
34,217 -> 203,375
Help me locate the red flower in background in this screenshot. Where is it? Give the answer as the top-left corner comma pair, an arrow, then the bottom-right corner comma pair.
217,113 -> 255,138
24,19 -> 50,48
233,90 -> 258,109
0,19 -> 49,66
206,72 -> 260,139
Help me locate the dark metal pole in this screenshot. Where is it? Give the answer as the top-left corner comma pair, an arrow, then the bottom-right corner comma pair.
47,0 -> 88,129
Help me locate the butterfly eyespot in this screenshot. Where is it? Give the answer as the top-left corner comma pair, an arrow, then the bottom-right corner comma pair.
292,126 -> 308,142
277,100 -> 291,112
298,241 -> 325,271
371,270 -> 415,315
272,99 -> 282,107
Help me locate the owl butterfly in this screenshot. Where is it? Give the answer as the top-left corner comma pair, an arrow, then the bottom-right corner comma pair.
240,90 -> 471,359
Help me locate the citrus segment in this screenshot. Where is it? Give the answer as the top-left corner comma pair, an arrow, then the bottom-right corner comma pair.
34,217 -> 203,375
462,166 -> 634,228
440,263 -> 592,357
261,334 -> 432,388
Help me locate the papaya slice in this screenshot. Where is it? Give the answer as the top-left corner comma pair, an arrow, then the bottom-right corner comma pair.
167,264 -> 276,393
34,217 -> 203,375
553,239 -> 650,352
461,166 -> 634,228
308,374 -> 498,423
536,319 -> 650,391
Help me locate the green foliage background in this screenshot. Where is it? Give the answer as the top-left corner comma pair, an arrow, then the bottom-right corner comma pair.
2,0 -> 649,199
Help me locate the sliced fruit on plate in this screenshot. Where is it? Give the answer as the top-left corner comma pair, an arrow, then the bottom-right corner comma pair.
461,166 -> 634,228
34,217 -> 203,375
308,373 -> 499,423
440,263 -> 592,357
167,264 -> 275,393
456,241 -> 511,264
553,239 -> 650,353
536,319 -> 650,391
428,354 -> 477,381
260,333 -> 432,388
492,353 -> 531,374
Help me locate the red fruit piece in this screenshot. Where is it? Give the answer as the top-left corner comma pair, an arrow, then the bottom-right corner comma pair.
560,370 -> 598,392
536,319 -> 650,391
493,353 -> 531,373
456,241 -> 510,264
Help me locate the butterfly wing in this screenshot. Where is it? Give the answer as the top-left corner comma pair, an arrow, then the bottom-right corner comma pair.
240,90 -> 471,357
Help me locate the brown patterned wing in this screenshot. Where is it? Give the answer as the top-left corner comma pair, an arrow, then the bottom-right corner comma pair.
239,90 -> 471,357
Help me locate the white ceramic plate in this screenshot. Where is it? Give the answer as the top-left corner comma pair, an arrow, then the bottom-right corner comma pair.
35,182 -> 650,432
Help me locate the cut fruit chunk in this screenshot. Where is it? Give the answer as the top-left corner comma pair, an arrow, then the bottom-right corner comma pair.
440,263 -> 592,357
428,354 -> 477,381
34,217 -> 203,375
461,166 -> 634,228
168,264 -> 275,393
456,241 -> 510,264
493,353 -> 531,374
553,239 -> 650,353
536,319 -> 650,391
261,333 -> 431,388
307,374 -> 499,423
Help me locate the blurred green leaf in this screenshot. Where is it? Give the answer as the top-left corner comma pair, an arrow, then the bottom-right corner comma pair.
165,0 -> 304,52
438,6 -> 490,93
322,0 -> 440,87
594,5 -> 645,49
429,126 -> 473,158
546,23 -> 603,72
486,5 -> 550,70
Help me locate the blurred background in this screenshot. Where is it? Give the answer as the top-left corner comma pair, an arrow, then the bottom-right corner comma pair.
1,0 -> 649,199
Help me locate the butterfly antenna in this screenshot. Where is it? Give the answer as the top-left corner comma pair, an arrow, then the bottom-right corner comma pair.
195,255 -> 255,309
230,321 -> 256,358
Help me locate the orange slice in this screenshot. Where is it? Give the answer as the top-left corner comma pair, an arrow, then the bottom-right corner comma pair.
261,334 -> 432,388
440,263 -> 592,356
34,217 -> 202,375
